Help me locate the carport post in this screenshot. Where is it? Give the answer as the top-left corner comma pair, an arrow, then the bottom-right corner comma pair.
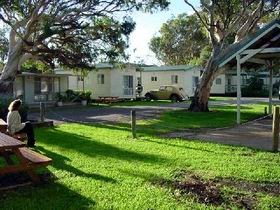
269,68 -> 273,114
272,106 -> 279,152
236,54 -> 241,124
131,110 -> 136,139
40,102 -> 45,122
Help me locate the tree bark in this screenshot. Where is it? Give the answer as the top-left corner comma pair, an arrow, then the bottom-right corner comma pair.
188,54 -> 219,112
0,40 -> 23,98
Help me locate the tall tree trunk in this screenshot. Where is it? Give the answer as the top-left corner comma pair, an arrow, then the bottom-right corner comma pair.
0,41 -> 23,98
188,54 -> 219,112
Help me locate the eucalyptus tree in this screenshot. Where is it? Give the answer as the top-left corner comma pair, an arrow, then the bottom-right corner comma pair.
184,0 -> 280,111
0,0 -> 169,96
0,27 -> 8,64
149,14 -> 210,65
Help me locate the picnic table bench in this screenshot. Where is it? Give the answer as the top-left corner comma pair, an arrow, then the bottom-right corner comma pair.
0,118 -> 27,141
0,132 -> 52,184
98,96 -> 119,103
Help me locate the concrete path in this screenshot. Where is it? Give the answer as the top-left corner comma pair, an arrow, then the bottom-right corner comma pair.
163,117 -> 278,151
29,105 -> 185,124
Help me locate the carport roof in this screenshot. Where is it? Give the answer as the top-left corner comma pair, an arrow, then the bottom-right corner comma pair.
140,65 -> 201,72
218,19 -> 280,68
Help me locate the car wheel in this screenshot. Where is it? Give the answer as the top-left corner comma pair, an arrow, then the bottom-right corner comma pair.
170,94 -> 179,102
145,93 -> 152,101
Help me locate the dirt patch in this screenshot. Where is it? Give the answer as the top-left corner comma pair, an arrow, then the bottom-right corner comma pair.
215,177 -> 280,196
157,174 -> 223,205
155,170 -> 279,209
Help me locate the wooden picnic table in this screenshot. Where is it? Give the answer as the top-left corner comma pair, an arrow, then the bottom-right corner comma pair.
0,132 -> 52,184
98,96 -> 119,103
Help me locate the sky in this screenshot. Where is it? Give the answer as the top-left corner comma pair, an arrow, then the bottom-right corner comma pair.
127,0 -> 200,65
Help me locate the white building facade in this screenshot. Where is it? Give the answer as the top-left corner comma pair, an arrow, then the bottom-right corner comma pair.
137,65 -> 202,97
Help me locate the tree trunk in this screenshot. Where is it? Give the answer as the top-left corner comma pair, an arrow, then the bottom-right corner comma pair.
0,41 -> 23,98
188,55 -> 219,112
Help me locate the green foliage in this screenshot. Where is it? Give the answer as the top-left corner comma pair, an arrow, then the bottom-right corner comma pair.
241,76 -> 269,97
149,13 -> 210,65
0,27 -> 8,63
55,93 -> 66,102
0,98 -> 29,121
79,90 -> 92,102
61,89 -> 92,102
0,0 -> 169,71
21,59 -> 51,73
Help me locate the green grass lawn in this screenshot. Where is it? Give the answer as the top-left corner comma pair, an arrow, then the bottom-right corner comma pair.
209,96 -> 236,101
1,104 -> 279,209
136,104 -> 266,135
93,99 -> 177,107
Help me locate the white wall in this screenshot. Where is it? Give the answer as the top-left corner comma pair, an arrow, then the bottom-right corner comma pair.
59,76 -> 69,92
210,74 -> 226,94
13,77 -> 24,98
24,76 -> 34,104
67,67 -> 137,99
139,69 -> 201,97
110,67 -> 137,99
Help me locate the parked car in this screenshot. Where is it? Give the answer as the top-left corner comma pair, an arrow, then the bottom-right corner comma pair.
145,85 -> 188,102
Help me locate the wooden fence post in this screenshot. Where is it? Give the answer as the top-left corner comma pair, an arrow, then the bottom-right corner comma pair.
272,106 -> 279,152
40,102 -> 45,122
131,110 -> 136,138
264,107 -> 267,115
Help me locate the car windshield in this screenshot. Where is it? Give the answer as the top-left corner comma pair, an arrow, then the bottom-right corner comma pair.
159,86 -> 166,91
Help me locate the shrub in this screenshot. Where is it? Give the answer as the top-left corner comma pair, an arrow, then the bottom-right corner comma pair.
65,89 -> 78,101
241,76 -> 269,97
55,92 -> 66,102
79,90 -> 92,102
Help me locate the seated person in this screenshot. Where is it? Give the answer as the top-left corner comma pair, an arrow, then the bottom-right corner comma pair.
7,99 -> 36,147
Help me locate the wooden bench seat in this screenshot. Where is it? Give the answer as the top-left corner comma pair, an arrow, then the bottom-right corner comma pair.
0,147 -> 52,183
18,147 -> 52,166
0,118 -> 7,133
0,118 -> 27,141
0,132 -> 52,185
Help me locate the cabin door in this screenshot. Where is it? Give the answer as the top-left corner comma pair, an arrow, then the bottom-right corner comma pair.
123,75 -> 133,96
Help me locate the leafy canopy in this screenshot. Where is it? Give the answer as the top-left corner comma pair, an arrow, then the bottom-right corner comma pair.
149,13 -> 210,65
0,0 -> 169,70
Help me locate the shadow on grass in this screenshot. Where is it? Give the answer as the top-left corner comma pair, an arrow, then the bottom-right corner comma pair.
37,127 -> 167,164
36,146 -> 117,183
1,182 -> 96,209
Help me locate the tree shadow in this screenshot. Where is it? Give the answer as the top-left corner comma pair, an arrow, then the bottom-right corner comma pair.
0,182 -> 96,209
37,127 -> 167,164
36,146 -> 117,183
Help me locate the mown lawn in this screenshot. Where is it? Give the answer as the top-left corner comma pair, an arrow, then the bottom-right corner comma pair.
1,104 -> 279,209
137,104 -> 266,135
96,99 -> 176,107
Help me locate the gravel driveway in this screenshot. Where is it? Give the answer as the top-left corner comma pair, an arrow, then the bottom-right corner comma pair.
29,105 -> 186,124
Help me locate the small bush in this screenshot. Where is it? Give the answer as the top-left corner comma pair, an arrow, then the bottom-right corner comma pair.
241,76 -> 269,97
79,90 -> 92,102
57,89 -> 92,102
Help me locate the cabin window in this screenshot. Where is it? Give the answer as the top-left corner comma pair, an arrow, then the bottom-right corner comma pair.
77,75 -> 84,81
34,77 -> 54,101
216,78 -> 222,85
97,74 -> 104,84
171,75 -> 178,84
151,76 -> 157,82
